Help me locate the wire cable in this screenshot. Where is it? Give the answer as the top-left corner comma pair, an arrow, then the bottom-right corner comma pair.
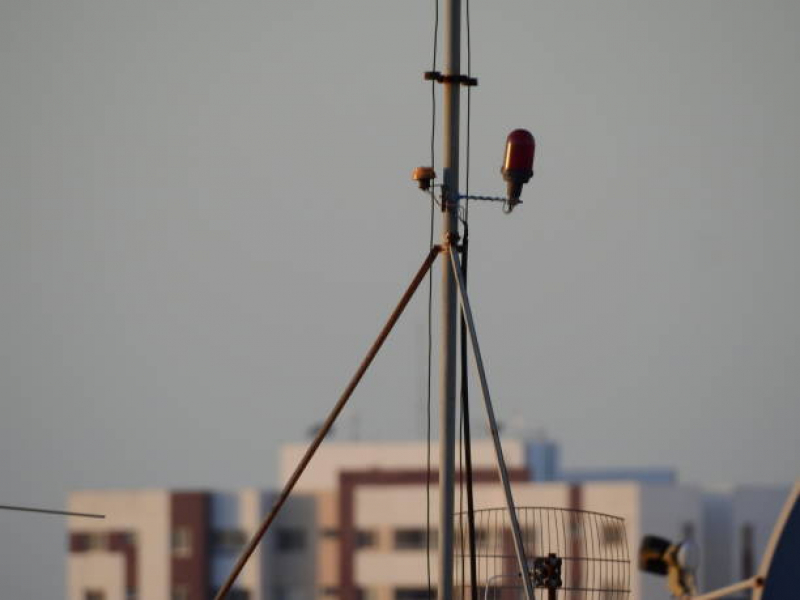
465,0 -> 471,225
0,504 -> 104,519
426,0 -> 439,598
213,248 -> 440,600
458,389 -> 465,600
461,1 -> 481,600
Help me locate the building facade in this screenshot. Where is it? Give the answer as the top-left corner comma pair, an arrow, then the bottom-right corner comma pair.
66,439 -> 791,600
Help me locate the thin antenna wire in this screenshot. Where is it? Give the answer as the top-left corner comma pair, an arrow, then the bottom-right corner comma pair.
0,505 -> 104,519
460,3 -> 482,599
458,394 -> 465,599
465,0 -> 472,223
214,248 -> 440,600
426,0 -> 439,598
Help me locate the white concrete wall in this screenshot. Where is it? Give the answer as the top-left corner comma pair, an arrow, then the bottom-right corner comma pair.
281,440 -> 527,491
67,554 -> 125,600
581,484 -> 640,600
65,458 -> 794,600
354,482 -> 575,592
67,490 -> 170,600
314,489 -> 340,593
240,488 -> 268,600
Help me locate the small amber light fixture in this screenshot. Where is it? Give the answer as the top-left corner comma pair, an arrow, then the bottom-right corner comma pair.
412,166 -> 437,191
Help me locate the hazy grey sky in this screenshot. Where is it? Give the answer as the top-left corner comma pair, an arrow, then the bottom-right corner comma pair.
2,0 -> 799,596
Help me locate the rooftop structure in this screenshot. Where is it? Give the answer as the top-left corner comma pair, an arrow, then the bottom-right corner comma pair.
67,439 -> 789,600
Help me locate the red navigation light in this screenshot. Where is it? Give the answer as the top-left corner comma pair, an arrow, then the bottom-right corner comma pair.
501,129 -> 535,204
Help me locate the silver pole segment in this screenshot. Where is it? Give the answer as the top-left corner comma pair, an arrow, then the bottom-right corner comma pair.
449,247 -> 536,600
438,0 -> 460,597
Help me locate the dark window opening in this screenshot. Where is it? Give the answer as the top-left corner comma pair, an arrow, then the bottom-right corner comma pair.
212,529 -> 247,552
394,588 -> 436,600
356,529 -> 377,549
277,528 -> 306,552
394,528 -> 434,550
741,523 -> 755,580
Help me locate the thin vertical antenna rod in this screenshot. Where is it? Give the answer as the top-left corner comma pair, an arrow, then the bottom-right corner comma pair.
439,0 -> 461,597
458,236 -> 480,600
449,246 -> 536,600
214,246 -> 441,600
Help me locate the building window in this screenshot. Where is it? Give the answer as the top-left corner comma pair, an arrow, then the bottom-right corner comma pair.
394,588 -> 435,600
356,588 -> 377,600
356,529 -> 377,549
599,587 -> 623,600
481,587 -> 502,600
85,591 -> 105,600
212,528 -> 247,553
457,526 -> 488,550
171,586 -> 189,600
522,525 -> 537,544
473,527 -> 489,549
276,528 -> 306,551
601,523 -> 624,546
273,586 -> 303,600
171,527 -> 192,558
394,528 -> 433,550
741,523 -> 755,579
210,588 -> 249,600
320,528 -> 340,539
86,533 -> 108,551
320,587 -> 340,597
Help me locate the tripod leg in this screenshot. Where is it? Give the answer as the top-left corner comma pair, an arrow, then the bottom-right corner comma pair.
214,245 -> 441,600
448,246 -> 535,600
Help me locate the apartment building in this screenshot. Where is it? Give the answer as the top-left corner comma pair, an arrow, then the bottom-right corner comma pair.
66,438 -> 790,600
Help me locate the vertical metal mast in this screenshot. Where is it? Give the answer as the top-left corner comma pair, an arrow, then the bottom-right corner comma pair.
439,0 -> 460,597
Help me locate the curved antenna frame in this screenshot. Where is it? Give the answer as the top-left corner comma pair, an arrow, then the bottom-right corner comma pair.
685,483 -> 800,600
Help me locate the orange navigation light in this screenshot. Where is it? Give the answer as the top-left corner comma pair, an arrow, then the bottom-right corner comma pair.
412,166 -> 437,191
501,129 -> 535,204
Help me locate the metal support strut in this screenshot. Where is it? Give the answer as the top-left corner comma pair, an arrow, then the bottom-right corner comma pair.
214,246 -> 441,600
449,246 -> 536,600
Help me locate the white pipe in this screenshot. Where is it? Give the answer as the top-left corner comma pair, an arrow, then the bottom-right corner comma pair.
690,577 -> 757,600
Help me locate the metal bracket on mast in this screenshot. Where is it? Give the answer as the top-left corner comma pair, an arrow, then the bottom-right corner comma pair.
424,71 -> 479,86
448,246 -> 536,600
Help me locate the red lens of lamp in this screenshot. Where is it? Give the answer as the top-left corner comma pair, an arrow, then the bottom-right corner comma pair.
502,129 -> 535,175
501,129 -> 535,204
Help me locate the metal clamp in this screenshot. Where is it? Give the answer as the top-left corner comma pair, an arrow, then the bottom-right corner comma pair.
424,71 -> 478,86
458,194 -> 507,203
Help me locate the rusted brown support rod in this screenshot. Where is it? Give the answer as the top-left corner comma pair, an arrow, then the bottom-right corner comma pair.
214,245 -> 442,600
